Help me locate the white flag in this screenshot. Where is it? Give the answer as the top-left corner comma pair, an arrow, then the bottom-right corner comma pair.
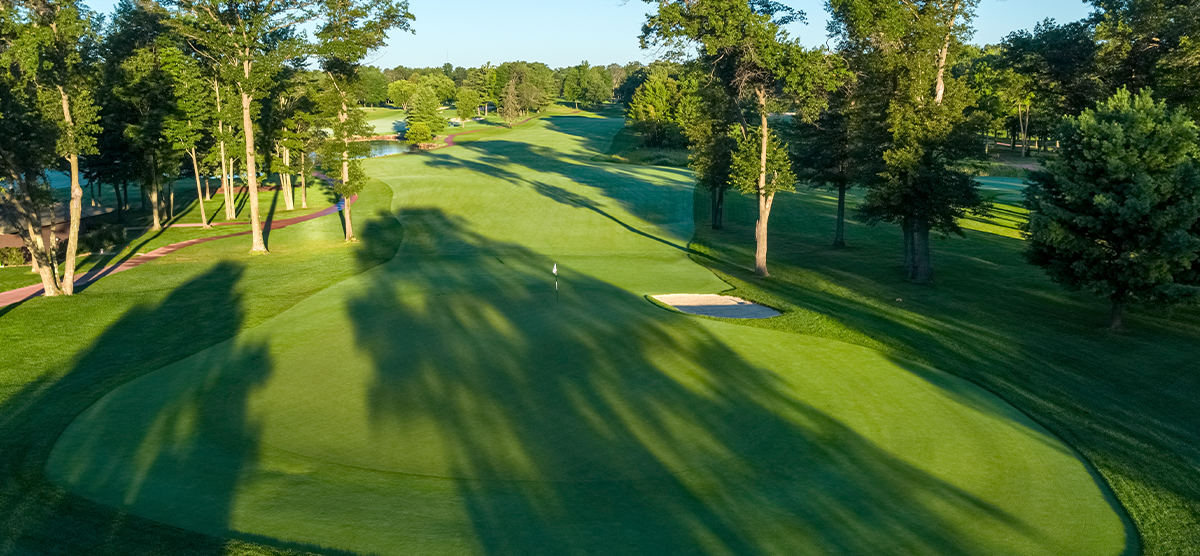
553,263 -> 558,276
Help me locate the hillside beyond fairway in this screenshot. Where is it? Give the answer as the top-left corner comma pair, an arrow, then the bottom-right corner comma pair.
48,111 -> 1129,555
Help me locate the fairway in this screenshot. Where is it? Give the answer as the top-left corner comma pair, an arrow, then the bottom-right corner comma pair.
46,113 -> 1129,555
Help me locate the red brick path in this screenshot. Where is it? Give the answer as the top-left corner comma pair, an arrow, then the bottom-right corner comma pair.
0,196 -> 355,308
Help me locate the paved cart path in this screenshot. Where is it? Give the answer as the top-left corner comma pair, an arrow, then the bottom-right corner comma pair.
0,196 -> 356,308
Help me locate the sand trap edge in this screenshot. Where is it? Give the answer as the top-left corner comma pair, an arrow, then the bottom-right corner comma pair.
650,294 -> 782,319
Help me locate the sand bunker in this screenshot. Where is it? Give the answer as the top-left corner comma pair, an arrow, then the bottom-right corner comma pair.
652,294 -> 781,319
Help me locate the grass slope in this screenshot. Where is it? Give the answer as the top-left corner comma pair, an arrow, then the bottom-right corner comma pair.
43,113 -> 1125,554
691,179 -> 1200,555
0,181 -> 338,293
0,179 -> 399,556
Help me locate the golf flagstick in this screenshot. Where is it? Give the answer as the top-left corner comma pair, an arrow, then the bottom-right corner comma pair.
553,263 -> 558,302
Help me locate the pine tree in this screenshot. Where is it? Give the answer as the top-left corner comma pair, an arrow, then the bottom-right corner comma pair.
500,78 -> 520,127
1025,88 -> 1200,330
406,86 -> 446,133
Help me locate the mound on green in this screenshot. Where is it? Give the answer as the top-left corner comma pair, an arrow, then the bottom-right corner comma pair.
48,114 -> 1127,555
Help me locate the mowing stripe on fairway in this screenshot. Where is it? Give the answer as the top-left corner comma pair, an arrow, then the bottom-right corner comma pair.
47,110 -> 1129,556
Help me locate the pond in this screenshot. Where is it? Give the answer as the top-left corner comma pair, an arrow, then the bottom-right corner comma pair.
365,140 -> 410,157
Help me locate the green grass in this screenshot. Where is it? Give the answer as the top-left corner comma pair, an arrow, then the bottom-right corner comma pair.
0,179 -> 338,292
19,112 -> 1129,554
0,178 -> 401,555
690,180 -> 1200,555
590,124 -> 690,167
359,105 -> 408,135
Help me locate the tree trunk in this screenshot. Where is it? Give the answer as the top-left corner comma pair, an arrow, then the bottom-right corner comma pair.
1019,103 -> 1030,158
910,224 -> 933,283
61,153 -> 82,295
754,87 -> 771,277
112,182 -> 123,222
833,183 -> 847,247
339,94 -> 356,242
1009,129 -> 1016,152
1110,296 -> 1125,331
933,0 -> 962,105
220,141 -> 233,220
710,186 -> 724,230
191,149 -> 210,229
148,151 -> 162,231
29,214 -> 62,295
281,146 -> 294,211
300,153 -> 308,209
902,220 -> 913,270
240,82 -> 267,253
204,174 -> 211,201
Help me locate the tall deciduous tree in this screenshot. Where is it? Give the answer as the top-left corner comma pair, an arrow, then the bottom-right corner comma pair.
642,0 -> 845,276
387,78 -> 416,109
788,87 -> 857,247
169,0 -> 312,252
1091,0 -> 1200,120
358,64 -> 388,105
1025,88 -> 1200,330
627,66 -> 685,147
0,61 -> 64,295
117,37 -> 180,231
832,0 -> 989,282
162,44 -> 212,228
4,0 -> 100,295
561,63 -> 584,109
284,108 -> 323,209
315,0 -> 413,242
456,87 -> 479,125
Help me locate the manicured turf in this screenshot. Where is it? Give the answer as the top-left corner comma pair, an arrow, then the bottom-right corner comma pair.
43,111 -> 1127,554
361,106 -> 408,135
0,178 -> 400,555
690,183 -> 1200,555
0,181 -> 337,292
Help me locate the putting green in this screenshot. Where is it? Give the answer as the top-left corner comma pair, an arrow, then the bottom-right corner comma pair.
47,113 -> 1129,555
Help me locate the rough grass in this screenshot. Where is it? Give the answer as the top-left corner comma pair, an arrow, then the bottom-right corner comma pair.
25,113 -> 1127,555
690,180 -> 1200,556
591,124 -> 690,167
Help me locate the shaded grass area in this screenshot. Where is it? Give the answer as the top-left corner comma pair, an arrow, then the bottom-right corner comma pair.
590,124 -> 690,168
39,112 -> 1125,555
689,182 -> 1200,556
0,178 -> 336,292
0,179 -> 401,555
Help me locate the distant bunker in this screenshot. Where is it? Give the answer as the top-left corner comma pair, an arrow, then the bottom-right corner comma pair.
652,294 -> 781,319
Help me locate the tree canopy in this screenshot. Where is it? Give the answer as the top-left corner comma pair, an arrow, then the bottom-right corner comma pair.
1025,88 -> 1200,329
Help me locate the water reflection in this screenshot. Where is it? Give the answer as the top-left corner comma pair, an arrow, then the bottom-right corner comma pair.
366,140 -> 409,158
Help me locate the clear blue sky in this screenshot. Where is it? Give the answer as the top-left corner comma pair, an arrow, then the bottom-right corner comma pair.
86,0 -> 1096,69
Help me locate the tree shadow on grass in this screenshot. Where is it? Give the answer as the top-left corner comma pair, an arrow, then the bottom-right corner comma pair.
0,262 -> 338,555
338,207 -> 1045,555
419,137 -> 698,253
692,188 -> 1172,555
